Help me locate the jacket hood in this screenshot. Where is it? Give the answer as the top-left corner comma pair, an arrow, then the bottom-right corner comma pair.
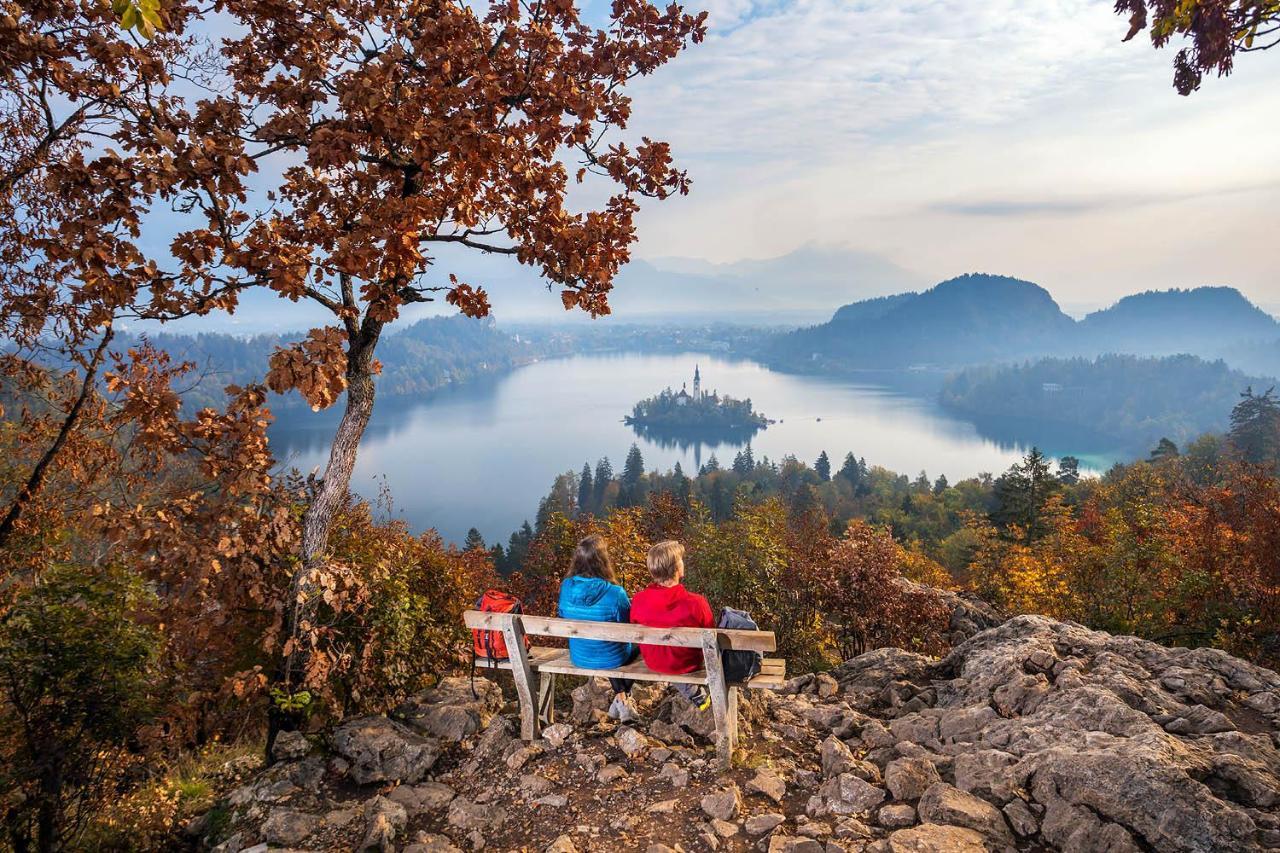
643,583 -> 689,613
561,574 -> 615,607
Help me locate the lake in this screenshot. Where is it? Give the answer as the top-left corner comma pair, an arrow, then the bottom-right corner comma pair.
268,352 -> 1122,545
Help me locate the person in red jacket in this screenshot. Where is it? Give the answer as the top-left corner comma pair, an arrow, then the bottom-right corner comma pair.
630,540 -> 713,710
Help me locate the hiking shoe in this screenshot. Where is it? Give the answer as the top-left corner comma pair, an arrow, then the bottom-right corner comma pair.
694,688 -> 712,712
606,696 -> 622,720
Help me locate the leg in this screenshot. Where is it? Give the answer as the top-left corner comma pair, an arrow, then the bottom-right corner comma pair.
537,671 -> 557,727
701,633 -> 733,766
608,676 -> 634,696
501,615 -> 539,741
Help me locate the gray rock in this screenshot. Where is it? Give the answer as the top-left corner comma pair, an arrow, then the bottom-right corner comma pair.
398,676 -> 503,743
615,725 -> 649,756
387,780 -> 456,815
884,757 -> 941,801
745,813 -> 786,835
598,763 -> 628,783
446,797 -> 506,832
658,761 -> 689,788
1002,798 -> 1039,837
270,730 -> 311,762
700,783 -> 742,821
541,722 -> 574,749
820,734 -> 857,778
545,835 -> 577,853
766,837 -> 824,853
359,795 -> 407,852
820,772 -> 886,816
917,783 -> 1013,847
330,716 -> 440,785
649,719 -> 695,746
404,832 -> 462,853
885,823 -> 988,852
259,808 -> 320,846
877,804 -> 916,828
747,768 -> 787,804
952,749 -> 1019,803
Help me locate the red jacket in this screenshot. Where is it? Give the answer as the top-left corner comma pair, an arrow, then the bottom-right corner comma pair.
630,583 -> 714,674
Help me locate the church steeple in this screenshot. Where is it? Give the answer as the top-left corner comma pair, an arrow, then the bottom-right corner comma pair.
693,364 -> 701,400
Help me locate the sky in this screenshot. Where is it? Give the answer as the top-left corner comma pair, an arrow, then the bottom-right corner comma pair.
599,0 -> 1280,313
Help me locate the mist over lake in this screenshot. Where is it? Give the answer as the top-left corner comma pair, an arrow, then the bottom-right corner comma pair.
268,352 -> 1120,545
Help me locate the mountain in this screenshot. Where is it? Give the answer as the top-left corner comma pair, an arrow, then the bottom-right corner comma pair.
1076,286 -> 1279,357
770,273 -> 1076,370
770,278 -> 1280,374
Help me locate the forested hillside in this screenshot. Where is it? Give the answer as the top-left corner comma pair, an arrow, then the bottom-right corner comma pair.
940,354 -> 1276,453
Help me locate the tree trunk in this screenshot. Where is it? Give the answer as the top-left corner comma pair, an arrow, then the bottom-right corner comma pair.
273,323 -> 382,755
0,323 -> 113,551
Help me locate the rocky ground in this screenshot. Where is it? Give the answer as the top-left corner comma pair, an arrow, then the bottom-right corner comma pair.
194,614 -> 1280,853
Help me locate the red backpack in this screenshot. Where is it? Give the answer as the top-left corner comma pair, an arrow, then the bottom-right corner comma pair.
471,589 -> 528,662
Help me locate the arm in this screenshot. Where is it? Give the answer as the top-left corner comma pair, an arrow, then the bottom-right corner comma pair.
617,586 -> 632,623
695,593 -> 714,628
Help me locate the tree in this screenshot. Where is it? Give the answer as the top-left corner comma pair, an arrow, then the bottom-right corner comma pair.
732,445 -> 755,475
1150,437 -> 1180,463
593,458 -> 614,510
619,444 -> 646,507
933,474 -> 950,495
463,528 -> 486,552
1116,0 -> 1279,94
0,563 -> 160,852
993,448 -> 1060,543
3,0 -> 707,701
1229,386 -> 1280,466
577,463 -> 594,516
1057,455 -> 1081,485
815,451 -> 831,482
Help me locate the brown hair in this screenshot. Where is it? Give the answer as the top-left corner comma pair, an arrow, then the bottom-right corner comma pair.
570,535 -> 616,583
647,540 -> 685,583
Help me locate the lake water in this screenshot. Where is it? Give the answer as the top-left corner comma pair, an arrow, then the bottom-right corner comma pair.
269,352 -> 1121,545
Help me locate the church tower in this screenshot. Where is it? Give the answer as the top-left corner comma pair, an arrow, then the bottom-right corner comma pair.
693,364 -> 701,400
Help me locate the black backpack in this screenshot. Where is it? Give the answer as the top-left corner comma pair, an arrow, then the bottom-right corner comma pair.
719,607 -> 763,684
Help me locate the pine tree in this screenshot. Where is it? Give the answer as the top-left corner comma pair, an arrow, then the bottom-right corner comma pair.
593,458 -> 613,509
463,528 -> 486,552
1149,438 -> 1180,463
838,452 -> 861,486
673,462 -> 692,507
1229,386 -> 1280,466
619,444 -> 646,507
993,448 -> 1059,543
1057,456 -> 1081,485
506,521 -> 534,573
815,450 -> 831,482
577,462 -> 594,515
732,444 -> 755,475
700,454 -> 721,475
933,474 -> 949,494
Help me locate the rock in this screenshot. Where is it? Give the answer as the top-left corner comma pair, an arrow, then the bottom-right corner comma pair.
387,781 -> 456,815
446,798 -> 506,832
746,813 -> 786,835
519,773 -> 556,797
506,742 -> 544,770
659,761 -> 690,788
816,672 -> 839,699
359,796 -> 407,852
884,757 -> 941,801
598,763 -> 628,783
615,725 -> 649,756
534,794 -> 569,808
952,750 -> 1019,805
766,836 -> 824,853
398,676 -> 503,742
1002,798 -> 1039,837
330,716 -> 440,785
545,835 -> 578,853
747,768 -> 787,804
260,808 -> 320,846
885,824 -> 988,852
649,719 -> 695,746
820,735 -> 857,778
710,818 -> 739,838
700,783 -> 742,821
271,730 -> 311,762
917,783 -> 1013,847
834,817 -> 872,839
404,832 -> 462,853
820,772 -> 886,816
646,799 -> 679,814
571,677 -> 615,723
877,804 -> 917,828
541,722 -> 574,749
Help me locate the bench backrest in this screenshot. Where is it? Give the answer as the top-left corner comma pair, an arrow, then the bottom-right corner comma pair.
463,610 -> 776,653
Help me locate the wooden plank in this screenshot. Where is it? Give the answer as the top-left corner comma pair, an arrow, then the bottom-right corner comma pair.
744,673 -> 787,690
537,671 -> 556,727
701,632 -> 734,765
477,648 -> 711,685
501,614 -> 539,741
464,611 -> 775,652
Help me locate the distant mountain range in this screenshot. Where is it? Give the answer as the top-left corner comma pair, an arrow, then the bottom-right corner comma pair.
768,274 -> 1280,374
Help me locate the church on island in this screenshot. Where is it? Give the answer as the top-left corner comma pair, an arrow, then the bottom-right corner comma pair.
625,365 -> 770,432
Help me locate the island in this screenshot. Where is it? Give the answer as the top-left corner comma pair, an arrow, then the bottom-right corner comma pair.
625,365 -> 771,445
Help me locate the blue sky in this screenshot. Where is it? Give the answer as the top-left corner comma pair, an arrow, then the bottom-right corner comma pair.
607,0 -> 1280,310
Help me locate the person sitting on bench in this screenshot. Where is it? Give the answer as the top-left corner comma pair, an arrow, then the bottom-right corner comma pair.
630,540 -> 713,711
556,534 -> 640,722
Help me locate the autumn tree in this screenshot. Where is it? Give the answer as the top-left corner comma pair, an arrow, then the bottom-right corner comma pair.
1116,0 -> 1280,93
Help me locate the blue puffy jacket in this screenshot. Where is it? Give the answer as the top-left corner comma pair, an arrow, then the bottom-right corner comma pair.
557,575 -> 635,669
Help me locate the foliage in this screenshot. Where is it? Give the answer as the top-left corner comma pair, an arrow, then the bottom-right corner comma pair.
0,562 -> 162,853
1115,0 -> 1280,94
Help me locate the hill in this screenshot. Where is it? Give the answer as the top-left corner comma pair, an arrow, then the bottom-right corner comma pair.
769,273 -> 1077,370
1077,286 -> 1279,357
940,353 -> 1277,453
192,613 -> 1279,852
769,278 -> 1280,374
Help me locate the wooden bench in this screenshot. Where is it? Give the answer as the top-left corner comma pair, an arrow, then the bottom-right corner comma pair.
463,610 -> 786,762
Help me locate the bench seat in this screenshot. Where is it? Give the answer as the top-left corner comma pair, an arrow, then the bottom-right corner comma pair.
476,647 -> 787,689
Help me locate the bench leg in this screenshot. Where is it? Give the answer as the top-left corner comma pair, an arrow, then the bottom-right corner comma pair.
701,635 -> 735,766
537,671 -> 556,727
501,615 -> 539,741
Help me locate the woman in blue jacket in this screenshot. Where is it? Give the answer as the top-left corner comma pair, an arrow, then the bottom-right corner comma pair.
557,535 -> 639,722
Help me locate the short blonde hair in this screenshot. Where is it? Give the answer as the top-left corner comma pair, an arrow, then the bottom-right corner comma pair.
647,540 -> 685,583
